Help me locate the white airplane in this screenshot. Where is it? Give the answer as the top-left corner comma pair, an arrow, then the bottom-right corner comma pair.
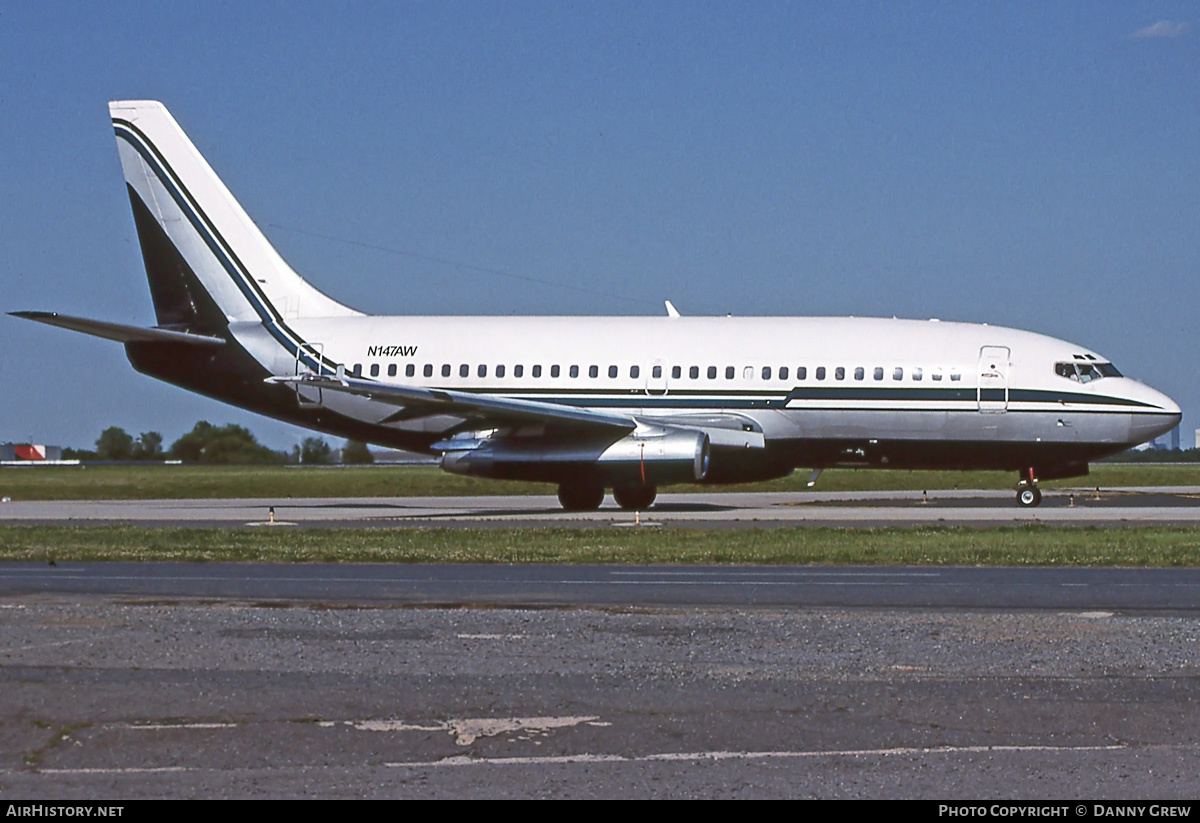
12,101 -> 1181,509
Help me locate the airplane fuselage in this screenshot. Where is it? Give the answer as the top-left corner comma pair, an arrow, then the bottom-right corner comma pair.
125,312 -> 1179,487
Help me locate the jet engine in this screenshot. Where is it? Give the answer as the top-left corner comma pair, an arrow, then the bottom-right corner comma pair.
438,427 -> 710,485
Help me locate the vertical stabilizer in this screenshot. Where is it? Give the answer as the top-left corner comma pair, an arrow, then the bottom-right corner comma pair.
110,100 -> 360,331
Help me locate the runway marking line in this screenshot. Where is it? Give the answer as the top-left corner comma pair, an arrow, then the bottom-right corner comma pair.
0,639 -> 86,654
388,742 -> 1134,769
119,722 -> 239,730
23,743 -> 1200,777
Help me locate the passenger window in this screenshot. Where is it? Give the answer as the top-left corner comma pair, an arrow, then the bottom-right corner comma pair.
672,365 -> 681,379
424,364 -> 433,378
441,364 -> 451,378
630,365 -> 640,379
652,365 -> 662,379
762,366 -> 771,380
725,366 -> 735,379
370,364 -> 380,377
912,368 -> 922,381
893,367 -> 903,380
569,365 -> 579,378
353,364 -> 362,377
551,365 -> 560,378
514,365 -> 524,378
496,365 -> 505,378
796,367 -> 805,380
854,367 -> 864,380
816,367 -> 826,380
609,365 -> 618,379
387,364 -> 397,377
932,370 -> 942,381
478,364 -> 487,378
405,364 -> 414,378
589,365 -> 598,378
459,364 -> 469,378
874,367 -> 884,381
950,371 -> 961,382
835,367 -> 845,380
779,367 -> 789,380
708,366 -> 717,379
744,367 -> 754,379
532,365 -> 542,378
690,366 -> 699,379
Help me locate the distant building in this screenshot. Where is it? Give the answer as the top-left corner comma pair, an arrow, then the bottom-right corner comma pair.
1,443 -> 63,461
1136,423 -> 1182,452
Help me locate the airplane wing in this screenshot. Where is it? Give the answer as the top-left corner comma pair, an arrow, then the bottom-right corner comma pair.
10,312 -> 225,346
267,372 -> 638,432
267,373 -> 766,448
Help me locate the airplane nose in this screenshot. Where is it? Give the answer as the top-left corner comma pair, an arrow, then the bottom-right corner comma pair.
1127,386 -> 1182,446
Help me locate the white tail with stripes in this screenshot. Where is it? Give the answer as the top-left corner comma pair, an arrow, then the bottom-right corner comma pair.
110,100 -> 359,329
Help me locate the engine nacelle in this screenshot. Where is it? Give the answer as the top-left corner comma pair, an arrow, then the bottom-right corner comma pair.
439,428 -> 710,485
597,430 -> 710,483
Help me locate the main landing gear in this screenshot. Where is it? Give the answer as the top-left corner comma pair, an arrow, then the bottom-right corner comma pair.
556,481 -> 605,511
612,483 -> 658,511
555,481 -> 659,511
1016,468 -> 1042,508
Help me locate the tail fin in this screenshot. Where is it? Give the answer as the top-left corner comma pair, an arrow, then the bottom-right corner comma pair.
110,101 -> 360,332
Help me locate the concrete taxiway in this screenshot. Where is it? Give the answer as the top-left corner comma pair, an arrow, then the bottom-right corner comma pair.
2,486 -> 1199,528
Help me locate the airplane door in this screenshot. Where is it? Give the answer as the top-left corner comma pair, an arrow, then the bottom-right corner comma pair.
977,346 -> 1009,413
645,359 -> 669,396
294,342 -> 325,407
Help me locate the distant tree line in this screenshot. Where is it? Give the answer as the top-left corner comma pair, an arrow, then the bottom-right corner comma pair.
63,422 -> 374,465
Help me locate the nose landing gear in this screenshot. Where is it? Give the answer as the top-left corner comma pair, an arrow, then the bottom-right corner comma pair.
1016,468 -> 1042,507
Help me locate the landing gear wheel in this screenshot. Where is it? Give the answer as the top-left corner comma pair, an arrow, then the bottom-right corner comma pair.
557,481 -> 605,511
613,484 -> 658,510
1017,486 -> 1042,508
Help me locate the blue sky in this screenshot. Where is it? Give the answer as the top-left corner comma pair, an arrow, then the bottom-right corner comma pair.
2,2 -> 1198,450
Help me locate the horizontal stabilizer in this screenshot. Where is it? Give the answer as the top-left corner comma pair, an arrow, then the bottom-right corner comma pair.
10,311 -> 225,346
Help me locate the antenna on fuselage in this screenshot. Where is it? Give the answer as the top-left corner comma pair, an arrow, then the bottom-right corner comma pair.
665,300 -> 680,318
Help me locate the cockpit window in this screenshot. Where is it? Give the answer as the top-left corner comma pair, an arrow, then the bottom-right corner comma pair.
1055,361 -> 1121,382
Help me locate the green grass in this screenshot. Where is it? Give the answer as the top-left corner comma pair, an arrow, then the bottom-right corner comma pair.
2,463 -> 1199,501
3,524 -> 1200,565
0,464 -> 552,501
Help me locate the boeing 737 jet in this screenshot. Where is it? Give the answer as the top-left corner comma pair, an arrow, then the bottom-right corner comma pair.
12,101 -> 1181,509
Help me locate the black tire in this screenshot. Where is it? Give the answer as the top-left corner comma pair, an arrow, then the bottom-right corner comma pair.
557,481 -> 605,511
612,484 -> 658,510
1017,486 -> 1042,507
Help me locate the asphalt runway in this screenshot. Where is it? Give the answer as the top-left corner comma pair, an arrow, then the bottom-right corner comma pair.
2,593 -> 1198,799
4,488 -> 1200,798
5,562 -> 1200,612
3,486 -> 1200,528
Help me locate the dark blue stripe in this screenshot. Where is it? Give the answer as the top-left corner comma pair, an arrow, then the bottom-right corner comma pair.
113,119 -> 331,374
